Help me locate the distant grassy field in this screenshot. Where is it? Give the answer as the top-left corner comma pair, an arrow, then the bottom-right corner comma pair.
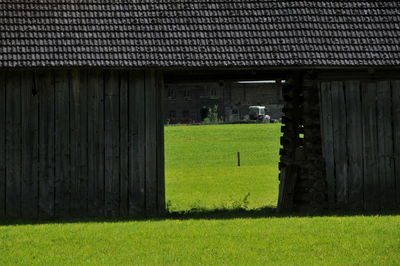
165,123 -> 281,211
1,124 -> 400,265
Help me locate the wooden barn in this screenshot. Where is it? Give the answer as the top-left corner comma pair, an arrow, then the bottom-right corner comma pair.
0,1 -> 399,218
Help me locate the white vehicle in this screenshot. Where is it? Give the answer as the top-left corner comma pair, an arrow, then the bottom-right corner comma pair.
248,106 -> 271,123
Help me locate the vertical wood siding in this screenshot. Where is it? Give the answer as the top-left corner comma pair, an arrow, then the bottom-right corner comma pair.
319,82 -> 335,210
70,69 -> 88,216
362,82 -> 380,211
344,80 -> 364,211
21,70 -> 39,218
0,69 -> 165,218
55,70 -> 71,217
0,72 -> 5,218
320,80 -> 400,211
6,71 -> 22,218
119,71 -> 129,217
37,70 -> 56,218
128,72 -> 146,216
393,81 -> 400,207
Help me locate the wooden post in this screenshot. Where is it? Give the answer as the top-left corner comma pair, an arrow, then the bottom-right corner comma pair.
237,152 -> 241,167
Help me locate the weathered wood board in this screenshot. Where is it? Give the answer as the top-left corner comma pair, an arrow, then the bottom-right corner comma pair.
0,72 -> 6,218
120,71 -> 129,216
330,81 -> 348,209
362,82 -> 380,211
70,70 -> 88,216
21,71 -> 39,218
377,81 -> 396,210
55,70 -> 71,217
393,81 -> 400,207
37,70 -> 56,218
344,81 -> 364,211
87,70 -> 105,217
104,70 -> 120,217
319,81 -> 335,210
145,70 -> 158,216
6,72 -> 22,218
156,72 -> 166,213
128,71 -> 146,216
278,165 -> 298,212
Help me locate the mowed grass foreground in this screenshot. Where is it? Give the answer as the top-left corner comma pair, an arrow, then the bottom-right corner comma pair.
165,123 -> 281,211
1,124 -> 400,265
1,216 -> 400,265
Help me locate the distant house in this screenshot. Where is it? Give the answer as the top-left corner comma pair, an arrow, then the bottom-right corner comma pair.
0,1 -> 400,218
164,80 -> 284,124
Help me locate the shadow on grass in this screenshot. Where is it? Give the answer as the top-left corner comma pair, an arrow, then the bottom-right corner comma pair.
167,206 -> 400,220
1,206 -> 400,226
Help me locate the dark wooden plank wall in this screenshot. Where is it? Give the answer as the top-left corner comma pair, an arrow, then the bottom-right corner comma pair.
330,81 -> 348,209
128,72 -> 146,216
0,72 -> 5,218
87,69 -> 105,217
377,81 -> 396,210
55,70 -> 71,217
156,72 -> 166,214
145,71 -> 158,216
0,69 -> 165,219
21,71 -> 39,218
6,71 -> 22,218
320,79 -> 400,211
319,81 -> 335,210
70,70 -> 88,216
362,82 -> 380,211
120,71 -> 129,217
344,80 -> 364,210
393,81 -> 400,207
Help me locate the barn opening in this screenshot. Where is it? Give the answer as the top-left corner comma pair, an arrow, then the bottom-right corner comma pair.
163,71 -> 287,212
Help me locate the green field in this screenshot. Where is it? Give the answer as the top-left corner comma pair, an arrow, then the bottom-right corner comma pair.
1,124 -> 400,265
165,123 -> 281,211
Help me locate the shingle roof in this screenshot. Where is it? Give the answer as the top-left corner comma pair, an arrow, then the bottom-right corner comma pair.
1,1 -> 400,68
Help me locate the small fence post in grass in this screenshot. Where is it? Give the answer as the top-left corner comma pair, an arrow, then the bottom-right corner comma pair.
237,152 -> 241,167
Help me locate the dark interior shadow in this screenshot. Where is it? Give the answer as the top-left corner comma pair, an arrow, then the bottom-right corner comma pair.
1,206 -> 400,226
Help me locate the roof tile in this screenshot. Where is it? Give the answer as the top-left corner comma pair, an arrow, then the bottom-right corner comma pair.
0,0 -> 399,67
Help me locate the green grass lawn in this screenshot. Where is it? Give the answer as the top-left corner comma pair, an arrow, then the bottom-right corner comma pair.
1,124 -> 400,265
1,214 -> 399,265
165,123 -> 281,211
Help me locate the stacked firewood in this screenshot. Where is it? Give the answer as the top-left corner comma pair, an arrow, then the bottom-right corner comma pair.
278,73 -> 328,212
296,75 -> 328,211
278,74 -> 303,212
